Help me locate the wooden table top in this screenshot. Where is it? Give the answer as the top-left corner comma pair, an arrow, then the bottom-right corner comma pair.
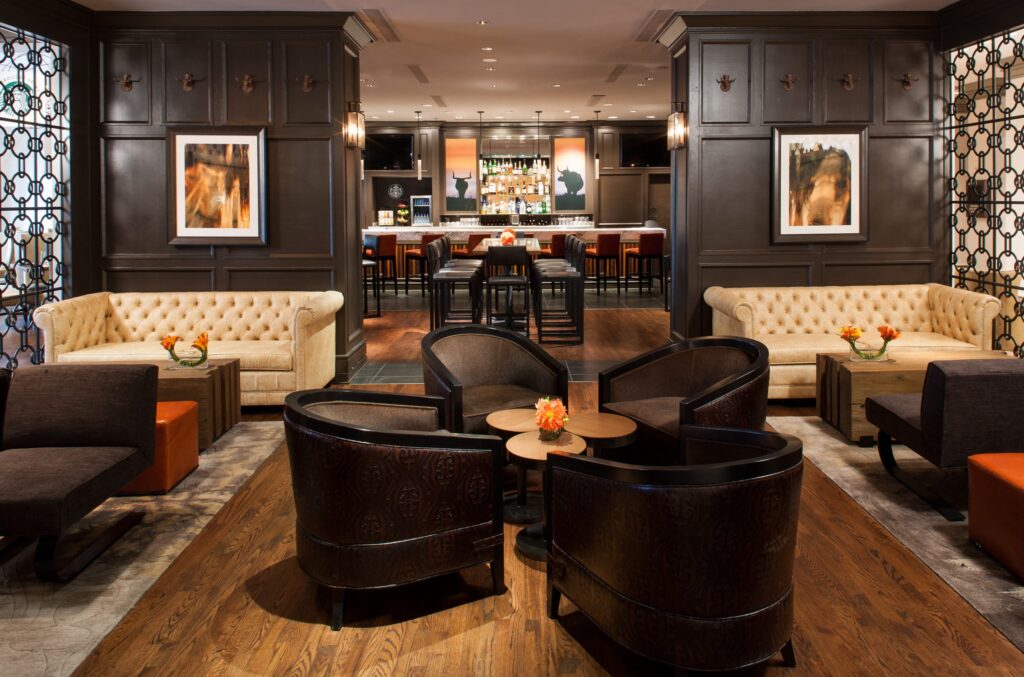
85,358 -> 240,380
564,411 -> 637,442
473,238 -> 543,254
506,430 -> 586,465
486,408 -> 538,434
818,349 -> 1011,374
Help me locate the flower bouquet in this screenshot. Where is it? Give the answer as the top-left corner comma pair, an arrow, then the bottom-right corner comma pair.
840,324 -> 901,361
161,332 -> 210,368
499,228 -> 516,246
535,397 -> 569,441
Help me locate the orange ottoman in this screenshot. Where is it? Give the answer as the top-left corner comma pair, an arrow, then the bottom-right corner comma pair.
968,453 -> 1024,581
120,401 -> 200,495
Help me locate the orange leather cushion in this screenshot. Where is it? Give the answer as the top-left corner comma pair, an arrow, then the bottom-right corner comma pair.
968,453 -> 1024,581
405,248 -> 424,258
624,248 -> 640,255
119,401 -> 199,495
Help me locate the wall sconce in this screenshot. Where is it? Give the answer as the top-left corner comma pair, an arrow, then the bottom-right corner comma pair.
667,105 -> 687,150
345,108 -> 366,149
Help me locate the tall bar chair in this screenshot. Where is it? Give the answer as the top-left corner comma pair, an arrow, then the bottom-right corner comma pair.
365,233 -> 398,296
584,232 -> 621,295
484,245 -> 531,334
532,235 -> 584,344
427,238 -> 482,329
624,232 -> 665,294
405,233 -> 445,296
453,233 -> 489,261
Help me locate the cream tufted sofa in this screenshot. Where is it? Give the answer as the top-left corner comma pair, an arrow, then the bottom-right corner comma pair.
704,283 -> 1000,399
33,290 -> 344,406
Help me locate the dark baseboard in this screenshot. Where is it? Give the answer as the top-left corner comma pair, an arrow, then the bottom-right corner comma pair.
334,340 -> 367,383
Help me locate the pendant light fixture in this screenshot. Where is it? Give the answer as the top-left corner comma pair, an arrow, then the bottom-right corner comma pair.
534,110 -> 542,160
478,110 -> 485,177
593,110 -> 601,181
415,110 -> 423,180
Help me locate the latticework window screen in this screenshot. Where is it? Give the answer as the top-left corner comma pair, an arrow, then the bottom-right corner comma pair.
947,26 -> 1024,355
0,23 -> 69,367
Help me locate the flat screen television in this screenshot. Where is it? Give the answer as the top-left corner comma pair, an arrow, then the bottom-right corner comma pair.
620,132 -> 670,168
364,134 -> 414,170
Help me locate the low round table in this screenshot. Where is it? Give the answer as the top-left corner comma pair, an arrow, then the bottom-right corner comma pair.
564,411 -> 637,454
506,430 -> 586,561
487,409 -> 546,524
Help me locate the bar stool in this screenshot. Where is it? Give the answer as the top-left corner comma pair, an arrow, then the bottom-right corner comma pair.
532,236 -> 583,344
427,239 -> 482,329
453,233 -> 489,260
405,233 -> 444,296
625,232 -> 665,294
537,233 -> 569,296
484,245 -> 531,334
362,259 -> 380,318
365,234 -> 398,296
584,233 -> 621,295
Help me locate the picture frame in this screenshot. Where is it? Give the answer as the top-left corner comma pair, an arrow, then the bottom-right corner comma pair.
167,126 -> 267,246
772,125 -> 868,243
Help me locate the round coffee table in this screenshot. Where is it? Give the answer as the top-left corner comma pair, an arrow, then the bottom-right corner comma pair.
487,408 -> 546,524
506,430 -> 586,560
564,411 -> 637,455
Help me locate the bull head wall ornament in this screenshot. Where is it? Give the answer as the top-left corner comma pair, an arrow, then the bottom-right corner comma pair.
839,73 -> 859,91
900,73 -> 920,91
300,75 -> 316,93
716,74 -> 735,92
236,74 -> 263,94
177,73 -> 200,92
114,73 -> 140,92
780,74 -> 798,92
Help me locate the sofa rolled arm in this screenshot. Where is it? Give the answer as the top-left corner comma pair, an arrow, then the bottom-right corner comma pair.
32,292 -> 111,363
703,286 -> 756,337
293,291 -> 344,390
927,283 -> 1000,350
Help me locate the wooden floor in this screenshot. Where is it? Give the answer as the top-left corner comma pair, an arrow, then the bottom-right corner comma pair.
74,309 -> 1024,675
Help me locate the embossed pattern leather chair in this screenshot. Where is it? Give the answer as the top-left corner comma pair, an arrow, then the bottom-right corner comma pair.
599,336 -> 769,464
283,389 -> 505,630
546,425 -> 803,672
0,364 -> 157,581
422,325 -> 569,434
866,359 -> 1024,521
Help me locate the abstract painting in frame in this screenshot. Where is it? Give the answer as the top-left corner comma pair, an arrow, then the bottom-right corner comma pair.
772,126 -> 867,243
167,127 -> 267,245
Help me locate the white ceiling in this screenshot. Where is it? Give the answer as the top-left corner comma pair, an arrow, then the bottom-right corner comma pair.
81,0 -> 953,123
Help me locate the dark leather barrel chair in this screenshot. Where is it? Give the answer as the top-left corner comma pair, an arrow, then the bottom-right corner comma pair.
422,325 -> 569,433
283,389 -> 506,630
0,364 -> 157,581
866,359 -> 1024,521
546,425 -> 803,672
599,336 -> 769,463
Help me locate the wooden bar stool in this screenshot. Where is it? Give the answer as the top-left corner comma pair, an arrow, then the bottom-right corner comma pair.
365,234 -> 398,296
585,232 -> 621,295
625,232 -> 665,294
453,233 -> 489,260
405,233 -> 444,295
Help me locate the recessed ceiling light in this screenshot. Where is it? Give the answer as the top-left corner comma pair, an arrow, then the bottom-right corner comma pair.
636,82 -> 646,87
386,109 -> 394,113
366,83 -> 375,88
495,116 -> 504,119
490,84 -> 497,88
570,115 -> 580,119
552,83 -> 561,88
481,46 -> 493,51
629,109 -> 637,113
603,102 -> 613,106
423,103 -> 433,107
477,19 -> 488,25
455,115 -> 465,119
646,75 -> 655,81
608,115 -> 618,119
371,115 -> 379,119
645,115 -> 656,119
482,58 -> 497,63
486,67 -> 496,71
359,78 -> 366,83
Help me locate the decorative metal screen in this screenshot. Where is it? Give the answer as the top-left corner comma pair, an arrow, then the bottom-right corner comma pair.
0,23 -> 68,368
946,26 -> 1024,355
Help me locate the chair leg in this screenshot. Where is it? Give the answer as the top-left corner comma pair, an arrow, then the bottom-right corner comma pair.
615,257 -> 620,295
547,581 -> 562,619
491,546 -> 506,595
781,639 -> 796,668
330,587 -> 345,631
34,509 -> 145,582
877,432 -> 964,522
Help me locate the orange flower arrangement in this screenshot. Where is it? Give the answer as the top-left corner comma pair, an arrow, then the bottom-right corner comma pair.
535,397 -> 569,441
499,228 -> 516,246
162,332 -> 209,368
839,324 -> 900,360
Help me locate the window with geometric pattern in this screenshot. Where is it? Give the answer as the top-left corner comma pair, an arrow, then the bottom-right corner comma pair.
0,22 -> 68,368
946,25 -> 1024,356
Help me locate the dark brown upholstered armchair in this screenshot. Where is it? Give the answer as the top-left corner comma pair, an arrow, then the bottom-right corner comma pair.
422,325 -> 569,433
598,337 -> 769,463
0,364 -> 157,581
283,389 -> 506,630
866,359 -> 1024,522
546,425 -> 803,672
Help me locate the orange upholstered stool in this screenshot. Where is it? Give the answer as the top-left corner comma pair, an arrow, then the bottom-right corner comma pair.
120,401 -> 200,495
968,453 -> 1024,581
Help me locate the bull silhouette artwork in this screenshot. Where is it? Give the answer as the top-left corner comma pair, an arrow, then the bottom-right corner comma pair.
555,166 -> 586,210
446,171 -> 476,211
788,144 -> 852,227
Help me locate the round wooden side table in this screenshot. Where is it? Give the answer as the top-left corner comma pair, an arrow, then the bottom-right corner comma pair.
564,411 -> 637,455
506,430 -> 586,561
486,408 -> 545,525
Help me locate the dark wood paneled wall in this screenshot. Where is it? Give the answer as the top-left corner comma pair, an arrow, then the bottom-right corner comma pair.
95,15 -> 365,378
669,16 -> 946,338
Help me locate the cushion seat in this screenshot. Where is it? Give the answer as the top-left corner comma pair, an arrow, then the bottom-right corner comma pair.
57,340 -> 293,371
969,453 -> 1024,580
864,393 -> 927,459
757,331 -> 978,366
488,275 -> 529,285
0,446 -> 145,536
604,396 -> 682,437
462,384 -> 549,433
405,248 -> 425,258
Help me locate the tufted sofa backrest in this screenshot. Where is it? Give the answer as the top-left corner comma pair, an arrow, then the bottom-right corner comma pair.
726,285 -> 934,336
105,291 -> 320,342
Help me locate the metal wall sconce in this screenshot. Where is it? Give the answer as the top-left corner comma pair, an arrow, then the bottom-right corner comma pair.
345,108 -> 366,149
667,104 -> 687,150
114,73 -> 140,92
716,74 -> 735,92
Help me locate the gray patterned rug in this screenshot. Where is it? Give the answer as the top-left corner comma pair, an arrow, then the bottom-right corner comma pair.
0,421 -> 285,677
769,416 -> 1024,652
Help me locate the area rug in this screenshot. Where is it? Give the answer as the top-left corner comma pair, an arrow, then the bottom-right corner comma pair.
0,421 -> 285,677
769,416 -> 1024,652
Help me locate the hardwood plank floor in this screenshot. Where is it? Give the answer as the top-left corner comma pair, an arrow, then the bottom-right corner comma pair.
75,381 -> 1022,676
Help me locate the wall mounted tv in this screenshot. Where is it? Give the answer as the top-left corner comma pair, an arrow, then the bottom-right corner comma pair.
620,132 -> 670,168
365,134 -> 414,170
